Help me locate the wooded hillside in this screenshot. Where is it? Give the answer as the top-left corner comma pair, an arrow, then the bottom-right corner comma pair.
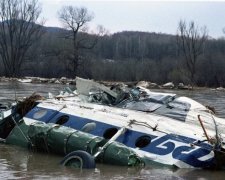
1,26 -> 224,87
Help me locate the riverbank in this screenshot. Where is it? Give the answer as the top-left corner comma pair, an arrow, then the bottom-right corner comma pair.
0,76 -> 76,85
0,76 -> 224,91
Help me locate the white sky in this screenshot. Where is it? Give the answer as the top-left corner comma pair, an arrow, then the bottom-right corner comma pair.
39,0 -> 225,38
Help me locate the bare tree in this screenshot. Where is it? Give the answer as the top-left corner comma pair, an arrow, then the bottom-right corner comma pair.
177,20 -> 208,86
58,6 -> 97,77
0,0 -> 44,77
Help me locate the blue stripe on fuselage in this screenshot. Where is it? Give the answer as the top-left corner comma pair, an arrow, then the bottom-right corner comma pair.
25,106 -> 215,168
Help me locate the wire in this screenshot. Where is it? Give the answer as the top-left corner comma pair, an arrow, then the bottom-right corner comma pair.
11,116 -> 34,148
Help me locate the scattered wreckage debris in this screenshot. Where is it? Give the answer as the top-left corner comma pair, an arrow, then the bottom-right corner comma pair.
75,77 -> 216,122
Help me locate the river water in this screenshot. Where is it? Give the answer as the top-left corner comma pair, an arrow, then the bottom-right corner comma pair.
1,82 -> 225,179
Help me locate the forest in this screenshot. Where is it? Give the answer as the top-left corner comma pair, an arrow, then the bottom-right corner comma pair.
0,0 -> 225,87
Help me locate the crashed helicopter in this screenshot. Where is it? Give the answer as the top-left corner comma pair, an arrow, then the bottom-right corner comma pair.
1,77 -> 225,169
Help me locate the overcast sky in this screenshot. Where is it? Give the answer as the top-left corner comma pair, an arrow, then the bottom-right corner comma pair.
39,0 -> 225,38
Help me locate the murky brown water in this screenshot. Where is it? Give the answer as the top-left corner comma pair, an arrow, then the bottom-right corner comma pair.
1,82 -> 225,179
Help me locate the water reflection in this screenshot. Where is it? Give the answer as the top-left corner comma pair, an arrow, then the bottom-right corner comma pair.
1,82 -> 225,179
1,142 -> 225,179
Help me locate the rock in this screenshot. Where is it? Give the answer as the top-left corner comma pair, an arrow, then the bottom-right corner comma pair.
148,82 -> 158,88
162,82 -> 174,89
136,81 -> 150,88
31,77 -> 41,83
0,77 -> 9,82
178,83 -> 190,90
136,81 -> 158,89
178,83 -> 184,88
17,79 -> 32,83
49,78 -> 56,83
216,87 -> 225,91
39,78 -> 49,83
60,77 -> 68,84
60,77 -> 67,80
55,80 -> 61,84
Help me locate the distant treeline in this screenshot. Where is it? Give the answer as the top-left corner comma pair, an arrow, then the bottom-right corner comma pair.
1,28 -> 225,87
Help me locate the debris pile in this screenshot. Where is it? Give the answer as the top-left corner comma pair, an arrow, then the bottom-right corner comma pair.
75,78 -> 194,121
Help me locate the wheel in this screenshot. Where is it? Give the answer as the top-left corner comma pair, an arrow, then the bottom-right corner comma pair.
60,150 -> 96,169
